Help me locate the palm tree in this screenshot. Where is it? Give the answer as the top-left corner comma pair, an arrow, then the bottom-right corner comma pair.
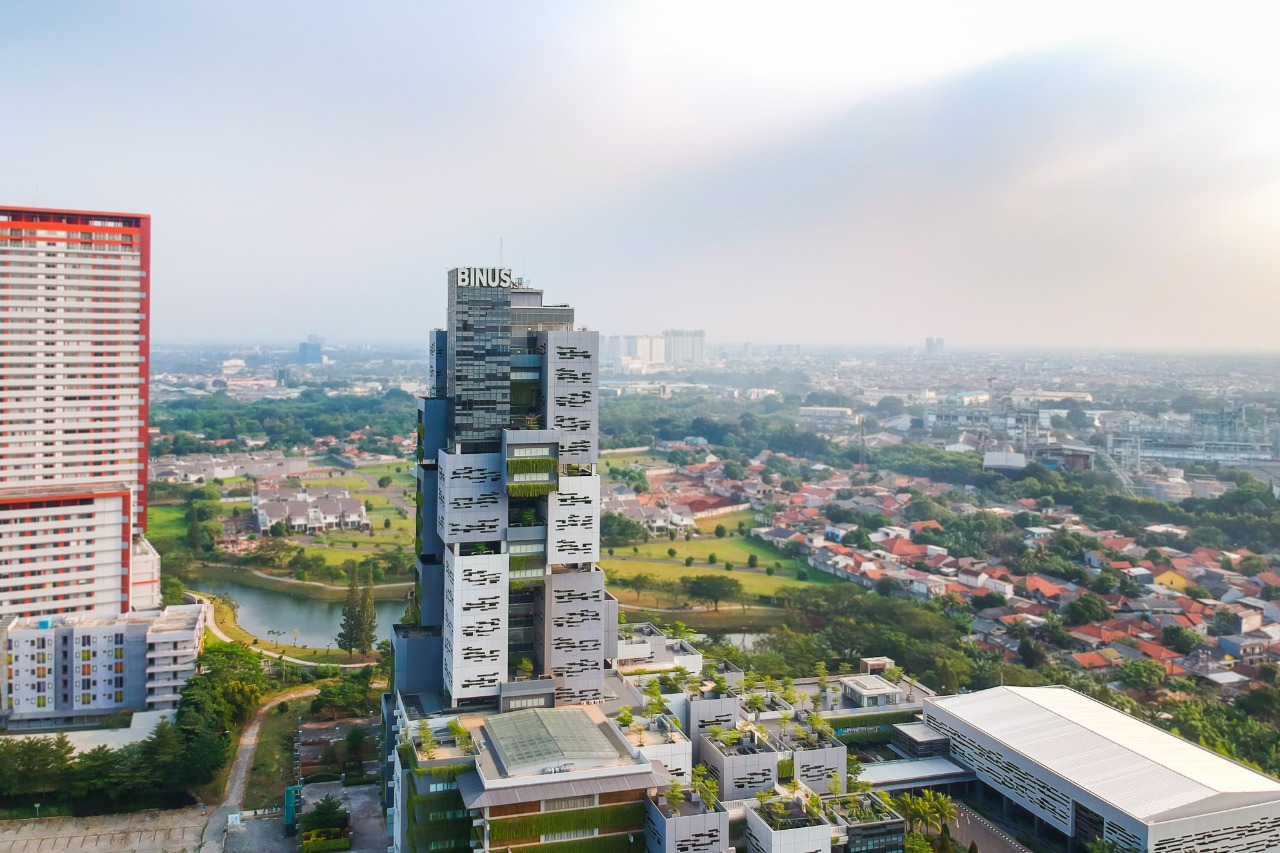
921,790 -> 957,833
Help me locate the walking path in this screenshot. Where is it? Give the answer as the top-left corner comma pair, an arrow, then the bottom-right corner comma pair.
199,688 -> 319,853
188,593 -> 372,670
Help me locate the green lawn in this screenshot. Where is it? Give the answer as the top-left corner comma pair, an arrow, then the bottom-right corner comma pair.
695,509 -> 759,535
243,704 -> 304,810
600,450 -> 670,469
611,535 -> 810,575
302,545 -> 372,566
352,462 -> 418,487
147,504 -> 187,538
603,558 -> 809,599
306,475 -> 374,490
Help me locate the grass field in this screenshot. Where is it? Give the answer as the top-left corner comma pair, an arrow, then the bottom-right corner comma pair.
353,461 -> 417,488
609,534 -> 812,577
147,504 -> 187,538
195,563 -> 410,600
695,509 -> 759,535
618,602 -> 792,632
243,704 -> 306,810
602,558 -> 808,599
600,450 -> 670,469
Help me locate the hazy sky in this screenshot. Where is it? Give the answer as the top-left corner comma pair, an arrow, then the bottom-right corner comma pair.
4,2 -> 1279,350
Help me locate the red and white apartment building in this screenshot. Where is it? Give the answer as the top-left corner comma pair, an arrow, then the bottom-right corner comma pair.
0,206 -> 160,619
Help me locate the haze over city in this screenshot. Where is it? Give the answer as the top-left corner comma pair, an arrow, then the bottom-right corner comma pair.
3,2 -> 1279,349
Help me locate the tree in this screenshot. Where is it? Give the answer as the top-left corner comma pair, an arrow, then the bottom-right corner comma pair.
336,568 -> 363,657
745,692 -> 766,723
904,834 -> 932,853
1018,639 -> 1047,668
377,475 -> 393,488
691,763 -> 718,811
1186,583 -> 1213,600
665,779 -> 686,808
357,570 -> 378,654
683,574 -> 742,611
1239,555 -> 1268,577
161,575 -> 186,606
1064,593 -> 1111,626
1162,625 -> 1201,655
1118,658 -> 1166,692
631,572 -> 655,602
448,719 -> 474,753
416,721 -> 438,759
715,524 -> 727,538
345,725 -> 369,764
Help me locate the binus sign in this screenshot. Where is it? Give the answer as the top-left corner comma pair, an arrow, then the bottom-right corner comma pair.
452,267 -> 517,288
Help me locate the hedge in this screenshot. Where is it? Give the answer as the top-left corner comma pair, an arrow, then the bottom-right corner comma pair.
342,773 -> 379,786
836,730 -> 894,746
777,758 -> 794,781
303,772 -> 342,783
302,839 -> 351,853
489,802 -> 645,842
824,710 -> 917,732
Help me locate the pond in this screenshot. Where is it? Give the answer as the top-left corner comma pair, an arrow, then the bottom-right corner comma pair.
190,576 -> 408,650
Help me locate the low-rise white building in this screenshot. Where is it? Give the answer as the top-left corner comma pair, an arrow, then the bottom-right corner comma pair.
925,686 -> 1280,852
0,603 -> 205,730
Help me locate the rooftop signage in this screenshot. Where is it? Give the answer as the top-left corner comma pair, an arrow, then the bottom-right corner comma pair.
452,267 -> 518,288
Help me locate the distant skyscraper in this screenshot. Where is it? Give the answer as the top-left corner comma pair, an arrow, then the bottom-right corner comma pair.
393,267 -> 605,708
925,337 -> 945,355
299,334 -> 324,364
0,206 -> 159,617
663,329 -> 705,364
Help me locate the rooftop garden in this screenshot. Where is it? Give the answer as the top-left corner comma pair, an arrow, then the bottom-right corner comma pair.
752,793 -> 827,832
824,793 -> 901,826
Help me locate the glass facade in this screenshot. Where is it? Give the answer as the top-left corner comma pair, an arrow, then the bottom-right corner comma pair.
446,280 -> 512,452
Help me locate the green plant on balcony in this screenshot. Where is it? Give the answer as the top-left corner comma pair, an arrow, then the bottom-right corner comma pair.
507,457 -> 557,475
508,482 -> 555,498
488,802 -> 645,842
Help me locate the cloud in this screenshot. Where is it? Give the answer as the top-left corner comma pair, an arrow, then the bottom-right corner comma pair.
2,5 -> 1278,350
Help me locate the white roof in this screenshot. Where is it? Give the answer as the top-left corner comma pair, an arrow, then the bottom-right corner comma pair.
928,686 -> 1280,823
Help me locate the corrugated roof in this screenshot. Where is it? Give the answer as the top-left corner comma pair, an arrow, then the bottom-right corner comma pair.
928,686 -> 1280,823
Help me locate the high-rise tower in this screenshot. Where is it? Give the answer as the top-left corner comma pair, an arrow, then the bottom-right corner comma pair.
393,268 -> 606,710
0,206 -> 159,617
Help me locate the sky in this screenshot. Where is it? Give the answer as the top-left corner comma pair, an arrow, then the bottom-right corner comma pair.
3,2 -> 1280,350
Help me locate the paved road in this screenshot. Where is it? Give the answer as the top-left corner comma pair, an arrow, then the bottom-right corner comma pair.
948,804 -> 1034,853
200,687 -> 319,853
0,809 -> 206,853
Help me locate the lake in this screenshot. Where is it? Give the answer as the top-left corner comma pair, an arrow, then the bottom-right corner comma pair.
190,577 -> 408,650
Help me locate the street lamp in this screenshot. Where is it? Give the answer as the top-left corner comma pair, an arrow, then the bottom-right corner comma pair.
33,802 -> 40,818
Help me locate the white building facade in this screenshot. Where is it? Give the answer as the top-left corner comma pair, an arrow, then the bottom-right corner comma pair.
0,206 -> 159,617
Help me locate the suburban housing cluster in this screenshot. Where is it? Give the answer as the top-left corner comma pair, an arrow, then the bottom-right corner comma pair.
381,270 -> 1280,853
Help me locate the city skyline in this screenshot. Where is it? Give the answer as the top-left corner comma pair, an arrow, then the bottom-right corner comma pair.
3,3 -> 1280,350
